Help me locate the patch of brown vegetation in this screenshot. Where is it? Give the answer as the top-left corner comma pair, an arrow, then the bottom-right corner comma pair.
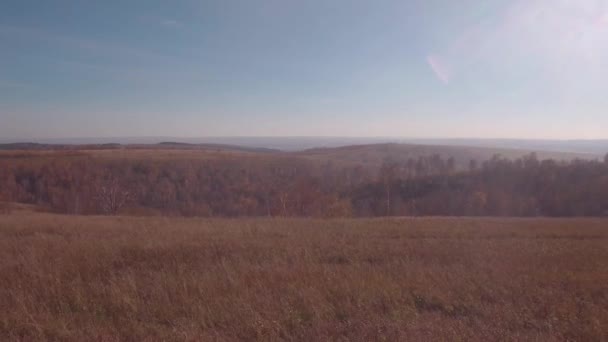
0,214 -> 607,341
0,202 -> 10,215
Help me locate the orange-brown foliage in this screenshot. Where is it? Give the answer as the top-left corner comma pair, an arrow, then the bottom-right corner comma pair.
1,213 -> 607,341
2,148 -> 608,217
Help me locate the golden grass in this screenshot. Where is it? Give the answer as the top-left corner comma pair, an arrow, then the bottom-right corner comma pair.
1,213 -> 607,341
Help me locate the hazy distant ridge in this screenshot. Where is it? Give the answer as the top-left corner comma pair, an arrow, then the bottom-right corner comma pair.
1,137 -> 606,155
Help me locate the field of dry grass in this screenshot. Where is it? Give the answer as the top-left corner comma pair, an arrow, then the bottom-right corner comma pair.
1,213 -> 607,341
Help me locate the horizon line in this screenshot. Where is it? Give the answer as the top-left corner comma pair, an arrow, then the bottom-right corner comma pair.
2,136 -> 608,142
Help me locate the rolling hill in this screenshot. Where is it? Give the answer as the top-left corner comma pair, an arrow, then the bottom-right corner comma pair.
295,143 -> 597,169
1,141 -> 597,167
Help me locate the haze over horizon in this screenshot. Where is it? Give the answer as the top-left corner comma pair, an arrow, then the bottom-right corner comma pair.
2,0 -> 608,139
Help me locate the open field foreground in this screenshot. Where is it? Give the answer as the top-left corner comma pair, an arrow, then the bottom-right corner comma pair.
1,214 -> 607,341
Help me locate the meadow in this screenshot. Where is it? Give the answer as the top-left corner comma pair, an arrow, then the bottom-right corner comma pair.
1,212 -> 607,341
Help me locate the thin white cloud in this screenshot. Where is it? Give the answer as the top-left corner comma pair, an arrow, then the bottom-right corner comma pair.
0,25 -> 176,63
0,25 -> 204,85
54,60 -> 204,83
161,19 -> 183,29
137,14 -> 184,29
0,80 -> 29,89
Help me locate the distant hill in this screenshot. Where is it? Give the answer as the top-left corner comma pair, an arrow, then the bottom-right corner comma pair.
0,142 -> 279,154
0,143 -> 122,150
155,142 -> 279,153
404,139 -> 608,156
296,143 -> 597,169
2,137 -> 606,155
0,141 -> 599,170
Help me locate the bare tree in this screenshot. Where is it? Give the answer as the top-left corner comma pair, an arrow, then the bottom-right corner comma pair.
94,178 -> 131,215
379,159 -> 398,216
469,159 -> 478,172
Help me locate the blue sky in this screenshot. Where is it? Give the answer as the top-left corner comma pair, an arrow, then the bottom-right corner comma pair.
1,0 -> 607,139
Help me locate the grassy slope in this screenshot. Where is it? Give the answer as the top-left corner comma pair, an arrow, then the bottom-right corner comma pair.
1,213 -> 607,341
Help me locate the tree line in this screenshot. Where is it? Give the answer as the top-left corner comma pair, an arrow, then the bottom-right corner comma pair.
1,152 -> 607,217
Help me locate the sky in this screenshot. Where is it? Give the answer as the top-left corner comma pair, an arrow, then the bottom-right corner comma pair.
1,0 -> 608,139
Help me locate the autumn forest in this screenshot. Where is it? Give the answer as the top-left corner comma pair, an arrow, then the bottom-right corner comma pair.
2,144 -> 607,218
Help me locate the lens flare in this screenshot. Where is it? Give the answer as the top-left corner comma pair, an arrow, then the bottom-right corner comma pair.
427,54 -> 450,85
